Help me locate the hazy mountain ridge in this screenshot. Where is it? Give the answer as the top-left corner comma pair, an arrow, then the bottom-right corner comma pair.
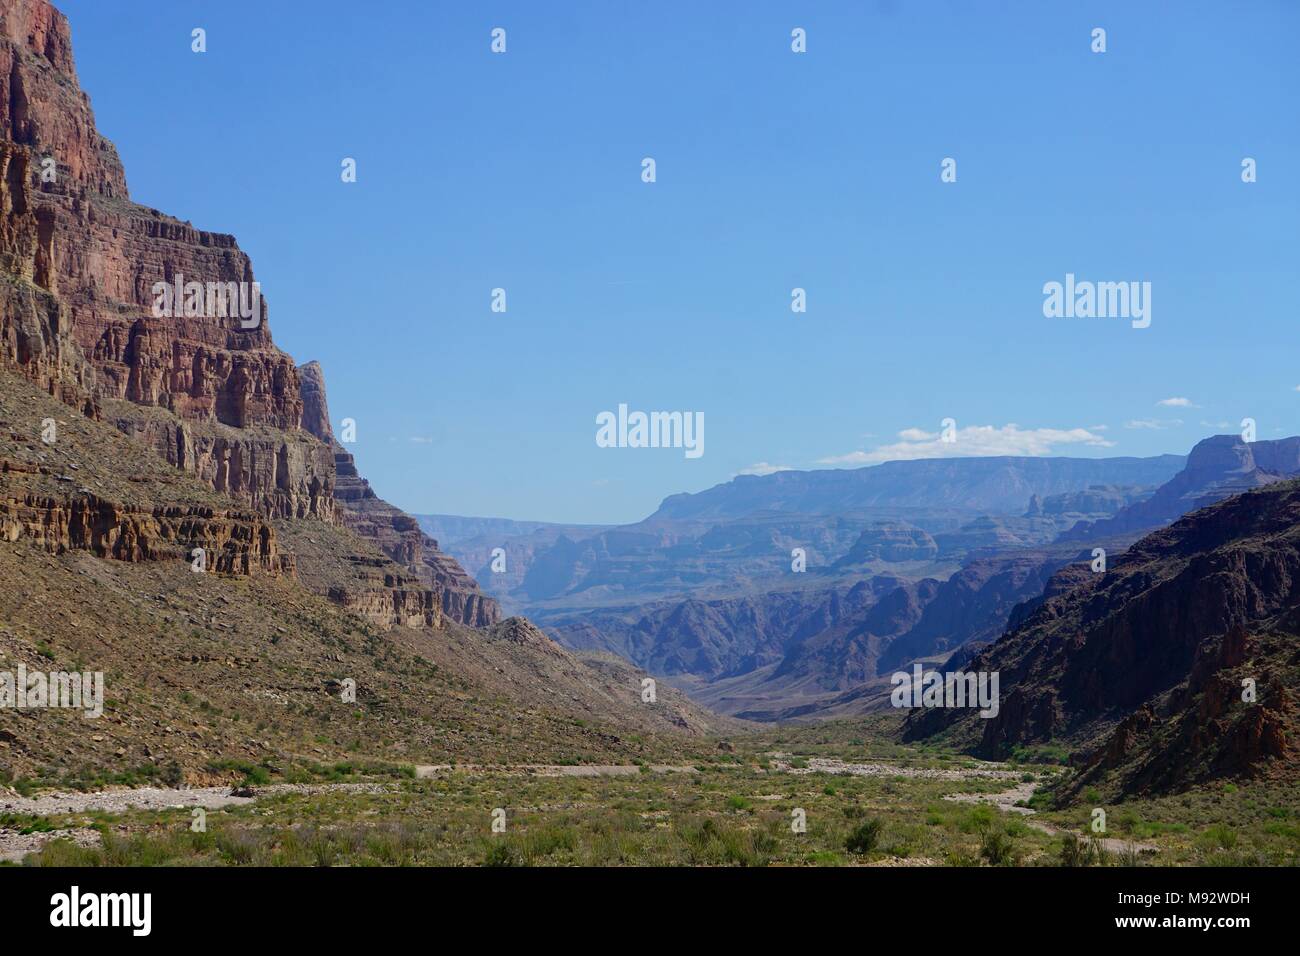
1062,435 -> 1300,543
434,436 -> 1300,728
422,457 -> 1184,616
545,579 -> 902,682
650,455 -> 1186,520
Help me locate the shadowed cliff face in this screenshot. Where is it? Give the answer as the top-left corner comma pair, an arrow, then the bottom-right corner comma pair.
0,0 -> 497,627
904,479 -> 1300,798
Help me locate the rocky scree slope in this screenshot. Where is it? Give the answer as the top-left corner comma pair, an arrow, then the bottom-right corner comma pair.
0,368 -> 728,785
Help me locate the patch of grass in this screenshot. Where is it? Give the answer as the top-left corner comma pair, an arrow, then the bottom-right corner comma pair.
1008,743 -> 1071,766
218,761 -> 271,786
0,813 -> 58,835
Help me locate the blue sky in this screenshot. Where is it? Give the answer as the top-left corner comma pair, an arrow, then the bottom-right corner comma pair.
59,0 -> 1299,524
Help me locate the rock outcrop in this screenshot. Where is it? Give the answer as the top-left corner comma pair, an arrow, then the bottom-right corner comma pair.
0,0 -> 496,628
324,554 -> 441,630
1,0 -> 296,427
111,414 -> 336,521
832,521 -> 938,565
1029,484 -> 1152,518
298,360 -> 333,444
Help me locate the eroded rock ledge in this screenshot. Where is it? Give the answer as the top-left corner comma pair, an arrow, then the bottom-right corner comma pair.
0,488 -> 291,575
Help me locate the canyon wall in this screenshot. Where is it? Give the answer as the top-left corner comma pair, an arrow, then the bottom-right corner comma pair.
0,0 -> 496,627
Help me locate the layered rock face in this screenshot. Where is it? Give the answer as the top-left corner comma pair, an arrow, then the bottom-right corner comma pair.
0,488 -> 290,574
298,360 -> 333,444
113,414 -> 335,521
0,0 -> 328,514
0,0 -> 293,426
325,554 -> 441,630
0,0 -> 496,627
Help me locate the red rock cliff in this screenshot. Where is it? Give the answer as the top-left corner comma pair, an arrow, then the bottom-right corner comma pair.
0,0 -> 497,625
0,0 -> 333,523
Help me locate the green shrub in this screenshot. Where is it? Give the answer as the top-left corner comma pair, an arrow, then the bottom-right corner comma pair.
482,842 -> 519,867
1059,833 -> 1093,867
979,829 -> 1017,866
844,818 -> 883,855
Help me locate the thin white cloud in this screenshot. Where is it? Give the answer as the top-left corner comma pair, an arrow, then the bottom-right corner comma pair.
408,436 -> 434,444
817,424 -> 1114,465
1125,419 -> 1183,430
1200,420 -> 1232,430
736,461 -> 794,477
1157,397 -> 1195,408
